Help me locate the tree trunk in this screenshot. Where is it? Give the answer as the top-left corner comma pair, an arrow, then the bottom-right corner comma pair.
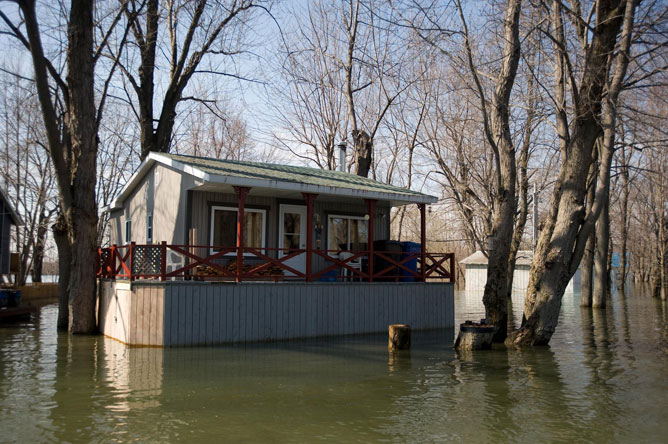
581,154 -> 598,307
580,230 -> 595,307
458,0 -> 522,343
65,0 -> 99,333
593,197 -> 610,307
619,147 -> 630,288
53,214 -> 70,331
353,129 -> 372,177
31,210 -> 49,283
508,0 -> 634,346
18,0 -> 100,333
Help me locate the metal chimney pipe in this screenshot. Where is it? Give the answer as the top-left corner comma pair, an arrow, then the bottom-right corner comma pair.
337,143 -> 347,172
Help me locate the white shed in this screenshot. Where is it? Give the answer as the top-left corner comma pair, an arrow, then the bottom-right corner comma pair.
460,250 -> 580,293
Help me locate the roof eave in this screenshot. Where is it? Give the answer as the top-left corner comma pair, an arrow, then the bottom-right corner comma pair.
109,152 -> 438,209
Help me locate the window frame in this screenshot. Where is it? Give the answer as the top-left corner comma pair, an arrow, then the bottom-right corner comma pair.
327,214 -> 369,253
125,219 -> 131,244
209,205 -> 267,256
146,213 -> 153,244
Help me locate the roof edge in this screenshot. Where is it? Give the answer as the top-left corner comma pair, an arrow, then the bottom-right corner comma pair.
110,152 -> 438,209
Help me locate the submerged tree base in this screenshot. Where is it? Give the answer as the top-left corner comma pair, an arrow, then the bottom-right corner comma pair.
455,321 -> 495,350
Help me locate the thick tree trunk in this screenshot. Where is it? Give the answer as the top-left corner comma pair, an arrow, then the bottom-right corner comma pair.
353,129 -> 372,177
53,215 -> 70,330
593,197 -> 610,307
18,0 -> 100,333
65,0 -> 99,334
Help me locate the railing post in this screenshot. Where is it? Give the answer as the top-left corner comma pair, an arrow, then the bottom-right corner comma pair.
365,199 -> 376,282
234,186 -> 251,283
110,244 -> 117,279
129,241 -> 135,281
160,241 -> 167,281
302,193 -> 318,282
419,203 -> 426,282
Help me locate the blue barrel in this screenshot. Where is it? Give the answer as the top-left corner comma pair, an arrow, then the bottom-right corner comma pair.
319,269 -> 338,282
400,242 -> 421,282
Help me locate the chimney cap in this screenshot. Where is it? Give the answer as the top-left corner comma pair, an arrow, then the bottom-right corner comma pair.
337,142 -> 347,152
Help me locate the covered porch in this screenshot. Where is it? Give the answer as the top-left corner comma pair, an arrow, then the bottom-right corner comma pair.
99,184 -> 454,283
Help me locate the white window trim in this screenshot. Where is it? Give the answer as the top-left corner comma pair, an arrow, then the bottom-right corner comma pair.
327,214 -> 368,252
209,205 -> 266,256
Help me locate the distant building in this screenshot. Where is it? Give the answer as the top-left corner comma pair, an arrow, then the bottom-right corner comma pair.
0,188 -> 22,277
460,250 -> 581,293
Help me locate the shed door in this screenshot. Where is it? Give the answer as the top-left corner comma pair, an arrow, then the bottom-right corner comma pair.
278,205 -> 307,276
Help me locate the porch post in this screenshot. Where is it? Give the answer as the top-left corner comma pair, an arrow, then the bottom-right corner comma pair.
302,193 -> 318,282
419,203 -> 426,282
365,199 -> 376,282
234,186 -> 251,283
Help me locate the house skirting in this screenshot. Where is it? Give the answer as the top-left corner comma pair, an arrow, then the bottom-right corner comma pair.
98,280 -> 454,347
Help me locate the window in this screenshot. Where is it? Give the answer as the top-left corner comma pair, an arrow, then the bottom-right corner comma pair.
146,213 -> 153,243
125,219 -> 131,244
327,215 -> 368,251
210,206 -> 266,254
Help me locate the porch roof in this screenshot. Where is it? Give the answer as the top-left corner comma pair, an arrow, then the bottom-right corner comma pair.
110,152 -> 437,210
0,188 -> 23,226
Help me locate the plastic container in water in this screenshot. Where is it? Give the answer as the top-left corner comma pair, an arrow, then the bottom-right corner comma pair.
400,242 -> 421,282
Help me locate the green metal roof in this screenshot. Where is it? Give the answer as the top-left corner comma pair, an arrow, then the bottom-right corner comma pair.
162,153 -> 435,202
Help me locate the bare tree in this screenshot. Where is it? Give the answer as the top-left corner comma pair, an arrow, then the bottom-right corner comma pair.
1,0 -> 127,332
509,0 -> 639,345
114,0 -> 264,161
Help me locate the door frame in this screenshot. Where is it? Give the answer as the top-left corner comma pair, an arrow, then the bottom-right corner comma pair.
278,204 -> 308,257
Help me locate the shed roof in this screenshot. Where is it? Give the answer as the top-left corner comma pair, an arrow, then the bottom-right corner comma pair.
0,188 -> 22,226
110,152 -> 437,210
460,250 -> 533,266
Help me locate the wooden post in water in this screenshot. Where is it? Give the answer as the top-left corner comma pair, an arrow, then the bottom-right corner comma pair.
388,324 -> 411,350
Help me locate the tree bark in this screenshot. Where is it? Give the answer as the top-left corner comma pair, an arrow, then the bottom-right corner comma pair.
53,214 -> 70,331
593,196 -> 610,307
64,0 -> 99,333
353,129 -> 373,177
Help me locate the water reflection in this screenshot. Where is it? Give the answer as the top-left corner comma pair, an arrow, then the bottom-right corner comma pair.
2,291 -> 668,443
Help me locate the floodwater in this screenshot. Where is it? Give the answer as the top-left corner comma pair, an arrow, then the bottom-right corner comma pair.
1,288 -> 667,443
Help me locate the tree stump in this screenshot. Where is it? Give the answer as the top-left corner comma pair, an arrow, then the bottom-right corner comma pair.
454,321 -> 494,351
388,324 -> 411,351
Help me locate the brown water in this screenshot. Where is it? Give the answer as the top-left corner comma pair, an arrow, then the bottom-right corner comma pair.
1,287 -> 667,443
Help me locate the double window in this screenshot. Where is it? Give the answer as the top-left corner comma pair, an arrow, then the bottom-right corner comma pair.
328,214 -> 368,251
210,206 -> 266,254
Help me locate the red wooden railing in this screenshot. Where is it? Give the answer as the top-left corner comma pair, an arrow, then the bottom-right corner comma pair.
97,242 -> 455,283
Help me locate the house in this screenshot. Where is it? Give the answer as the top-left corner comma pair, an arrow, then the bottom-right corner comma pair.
0,188 -> 22,280
460,250 -> 581,293
98,152 -> 456,346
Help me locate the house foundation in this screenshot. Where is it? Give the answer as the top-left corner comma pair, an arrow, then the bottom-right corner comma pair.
98,280 -> 454,347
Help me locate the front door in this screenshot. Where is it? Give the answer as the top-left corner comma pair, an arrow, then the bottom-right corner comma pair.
278,204 -> 307,276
